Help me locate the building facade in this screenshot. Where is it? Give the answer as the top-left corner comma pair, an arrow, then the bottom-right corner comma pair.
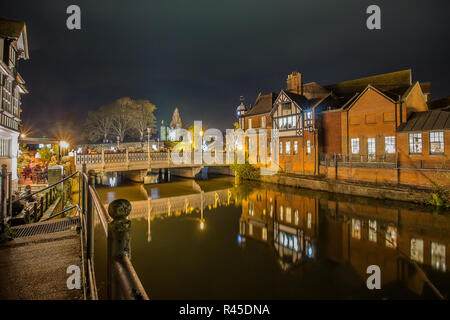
0,18 -> 29,188
236,69 -> 449,188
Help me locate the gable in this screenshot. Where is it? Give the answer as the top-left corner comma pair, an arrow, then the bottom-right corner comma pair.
345,85 -> 396,113
271,90 -> 303,117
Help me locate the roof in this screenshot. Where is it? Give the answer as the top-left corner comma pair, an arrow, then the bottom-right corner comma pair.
0,17 -> 26,39
397,110 -> 450,132
283,90 -> 310,108
429,96 -> 450,110
325,69 -> 412,96
245,92 -> 278,116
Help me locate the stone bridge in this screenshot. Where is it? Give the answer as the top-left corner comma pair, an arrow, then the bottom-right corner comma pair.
75,151 -> 232,180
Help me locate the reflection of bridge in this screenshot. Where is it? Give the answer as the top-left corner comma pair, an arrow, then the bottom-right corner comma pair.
75,151 -> 229,173
104,188 -> 233,220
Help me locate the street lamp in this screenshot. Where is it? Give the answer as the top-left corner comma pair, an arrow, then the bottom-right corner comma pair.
117,136 -> 120,149
59,140 -> 69,163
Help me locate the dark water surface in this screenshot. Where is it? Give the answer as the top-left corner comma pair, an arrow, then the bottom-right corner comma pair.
93,176 -> 450,299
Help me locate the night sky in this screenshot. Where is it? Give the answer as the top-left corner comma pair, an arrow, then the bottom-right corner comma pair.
1,0 -> 449,135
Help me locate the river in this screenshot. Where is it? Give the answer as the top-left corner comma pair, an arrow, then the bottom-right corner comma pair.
92,175 -> 450,299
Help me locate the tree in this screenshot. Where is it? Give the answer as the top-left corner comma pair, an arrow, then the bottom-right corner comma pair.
109,97 -> 135,142
84,105 -> 113,143
130,99 -> 157,141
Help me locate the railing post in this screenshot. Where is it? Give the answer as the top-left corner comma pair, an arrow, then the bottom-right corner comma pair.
86,172 -> 95,261
7,172 -> 12,219
1,164 -> 7,225
107,199 -> 132,300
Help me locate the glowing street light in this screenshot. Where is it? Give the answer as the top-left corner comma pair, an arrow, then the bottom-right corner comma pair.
199,219 -> 205,231
59,141 -> 69,149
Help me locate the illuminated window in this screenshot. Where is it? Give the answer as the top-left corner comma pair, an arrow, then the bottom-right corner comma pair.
261,116 -> 266,128
248,118 -> 252,129
279,205 -> 284,221
306,140 -> 311,155
248,203 -> 254,216
384,136 -> 395,154
262,227 -> 267,241
386,226 -> 397,248
430,131 -> 444,154
270,204 -> 273,217
352,219 -> 361,239
286,141 -> 291,154
410,238 -> 424,263
305,110 -> 312,120
279,141 -> 283,154
367,138 -> 376,160
286,207 -> 291,223
431,242 -> 446,272
409,133 -> 422,154
293,141 -> 298,155
351,138 -> 360,154
368,220 -> 377,242
307,212 -> 312,229
295,210 -> 299,224
249,223 -> 253,236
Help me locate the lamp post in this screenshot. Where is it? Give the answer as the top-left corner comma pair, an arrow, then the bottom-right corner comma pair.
117,136 -> 120,149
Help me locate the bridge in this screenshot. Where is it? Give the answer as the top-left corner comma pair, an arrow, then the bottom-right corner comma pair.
75,151 -> 232,180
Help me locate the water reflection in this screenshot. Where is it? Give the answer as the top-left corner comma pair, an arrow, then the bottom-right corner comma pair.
95,178 -> 450,299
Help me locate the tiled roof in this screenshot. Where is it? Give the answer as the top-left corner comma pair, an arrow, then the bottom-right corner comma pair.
245,92 -> 278,116
397,110 -> 450,132
429,96 -> 450,110
324,69 -> 412,96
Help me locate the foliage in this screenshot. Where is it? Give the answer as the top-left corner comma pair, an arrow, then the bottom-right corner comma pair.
427,180 -> 450,208
37,147 -> 53,163
83,97 -> 157,143
230,162 -> 260,180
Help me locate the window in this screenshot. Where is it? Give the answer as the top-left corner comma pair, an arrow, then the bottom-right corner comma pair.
307,212 -> 312,229
249,223 -> 253,236
262,227 -> 267,241
430,131 -> 444,154
282,102 -> 291,111
410,238 -> 424,263
293,141 -> 298,155
431,242 -> 446,272
279,205 -> 284,221
0,138 -> 11,157
306,140 -> 311,155
386,226 -> 397,248
351,138 -> 360,154
367,138 -> 376,161
261,116 -> 266,128
248,203 -> 254,216
286,207 -> 291,223
409,133 -> 422,154
295,210 -> 299,224
352,219 -> 361,239
248,119 -> 252,129
276,115 -> 297,130
305,111 -> 312,120
285,141 -> 291,154
279,141 -> 283,154
368,220 -> 377,242
384,136 -> 395,154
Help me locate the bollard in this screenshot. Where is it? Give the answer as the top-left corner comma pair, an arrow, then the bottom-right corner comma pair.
33,202 -> 38,222
107,199 -> 132,300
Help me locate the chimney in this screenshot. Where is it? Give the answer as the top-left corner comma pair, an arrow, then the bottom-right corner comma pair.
286,71 -> 302,95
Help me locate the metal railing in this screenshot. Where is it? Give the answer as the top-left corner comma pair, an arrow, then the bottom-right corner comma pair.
6,168 -> 149,300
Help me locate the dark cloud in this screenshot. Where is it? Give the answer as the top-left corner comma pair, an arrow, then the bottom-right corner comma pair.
1,0 -> 449,134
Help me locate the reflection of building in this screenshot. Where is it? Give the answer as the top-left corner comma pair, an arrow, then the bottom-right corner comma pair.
0,18 -> 29,188
238,184 -> 450,297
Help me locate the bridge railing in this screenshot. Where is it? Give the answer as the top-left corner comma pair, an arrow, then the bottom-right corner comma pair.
75,151 -> 169,165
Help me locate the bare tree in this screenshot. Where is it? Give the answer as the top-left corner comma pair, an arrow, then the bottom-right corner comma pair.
130,99 -> 157,141
84,106 -> 112,143
109,97 -> 135,142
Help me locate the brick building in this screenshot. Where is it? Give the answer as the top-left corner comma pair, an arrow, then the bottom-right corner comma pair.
236,69 -> 449,187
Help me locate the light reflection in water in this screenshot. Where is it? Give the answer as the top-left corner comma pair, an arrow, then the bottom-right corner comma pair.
95,178 -> 450,299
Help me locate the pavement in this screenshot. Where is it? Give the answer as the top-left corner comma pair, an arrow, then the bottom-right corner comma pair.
0,222 -> 84,300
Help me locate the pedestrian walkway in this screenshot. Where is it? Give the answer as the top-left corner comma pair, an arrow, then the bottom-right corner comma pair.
0,217 -> 84,300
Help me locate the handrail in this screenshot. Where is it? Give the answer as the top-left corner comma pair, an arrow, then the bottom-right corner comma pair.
13,170 -> 81,203
88,185 -> 112,236
113,255 -> 149,300
41,204 -> 80,222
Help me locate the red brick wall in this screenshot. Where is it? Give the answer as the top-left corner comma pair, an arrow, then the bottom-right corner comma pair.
321,111 -> 342,154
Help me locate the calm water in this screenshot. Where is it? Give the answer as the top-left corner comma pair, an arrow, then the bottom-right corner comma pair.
93,176 -> 450,299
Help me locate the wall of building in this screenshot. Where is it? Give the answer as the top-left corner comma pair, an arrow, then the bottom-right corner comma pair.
321,110 -> 342,154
